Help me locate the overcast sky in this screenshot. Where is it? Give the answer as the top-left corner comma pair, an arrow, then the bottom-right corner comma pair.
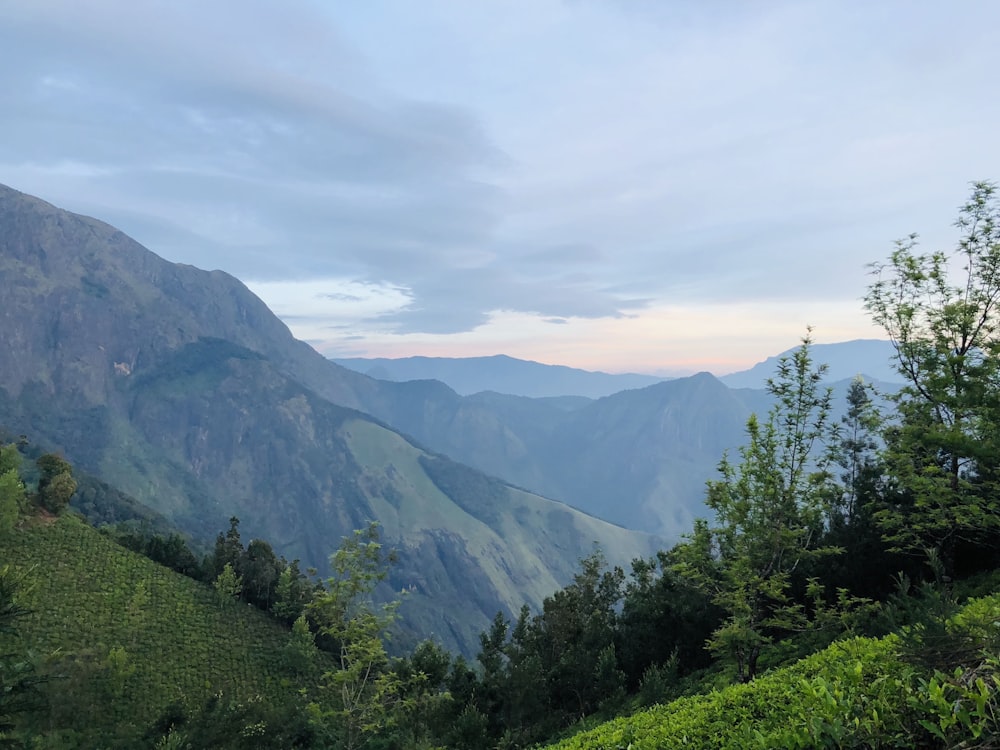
3,1 -> 999,374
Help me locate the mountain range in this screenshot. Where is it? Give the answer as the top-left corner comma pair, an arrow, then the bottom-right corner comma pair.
0,183 -> 904,655
0,184 -> 659,655
333,354 -> 667,398
336,339 -> 899,400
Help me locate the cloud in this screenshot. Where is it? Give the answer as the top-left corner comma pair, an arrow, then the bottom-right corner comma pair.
1,0 -> 999,351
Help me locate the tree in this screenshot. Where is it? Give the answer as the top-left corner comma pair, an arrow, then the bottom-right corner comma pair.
35,453 -> 76,515
211,517 -> 244,579
673,333 -> 840,682
213,563 -> 243,608
617,552 -> 720,690
282,614 -> 319,675
306,522 -> 403,750
239,539 -> 281,610
831,378 -> 883,529
819,378 -> 900,599
865,181 -> 1000,569
531,549 -> 625,721
272,561 -> 315,624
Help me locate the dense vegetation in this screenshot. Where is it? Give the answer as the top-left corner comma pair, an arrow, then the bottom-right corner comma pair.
3,183 -> 1000,747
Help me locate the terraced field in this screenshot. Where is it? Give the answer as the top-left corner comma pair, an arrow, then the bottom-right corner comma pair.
1,514 -> 329,742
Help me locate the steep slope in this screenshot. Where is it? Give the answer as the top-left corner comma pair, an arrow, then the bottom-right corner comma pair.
1,514 -> 327,744
0,184 -> 659,656
352,374 -> 760,540
352,368 -> 883,541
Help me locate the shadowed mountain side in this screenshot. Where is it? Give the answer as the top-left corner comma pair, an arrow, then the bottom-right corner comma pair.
347,373 -> 767,540
0,184 -> 659,656
333,354 -> 666,398
351,370 -> 891,542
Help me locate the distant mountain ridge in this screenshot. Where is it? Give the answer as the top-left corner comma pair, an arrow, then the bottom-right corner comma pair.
337,340 -> 900,402
720,339 -> 899,389
333,354 -> 666,398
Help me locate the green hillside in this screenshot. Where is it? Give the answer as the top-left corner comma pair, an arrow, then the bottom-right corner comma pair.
544,593 -> 1000,749
1,514 -> 328,746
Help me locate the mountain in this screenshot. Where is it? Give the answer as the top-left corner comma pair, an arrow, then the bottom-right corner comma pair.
333,354 -> 666,398
0,183 -> 659,656
346,372 -> 771,540
348,365 -> 893,543
719,339 -> 900,389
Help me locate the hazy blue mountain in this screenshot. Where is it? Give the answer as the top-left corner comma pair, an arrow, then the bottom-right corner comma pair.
0,184 -> 659,656
719,339 -> 900,389
345,372 -> 758,541
351,368 -> 892,543
333,354 -> 666,398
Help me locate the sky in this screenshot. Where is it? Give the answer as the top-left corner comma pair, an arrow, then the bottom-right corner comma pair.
3,1 -> 999,375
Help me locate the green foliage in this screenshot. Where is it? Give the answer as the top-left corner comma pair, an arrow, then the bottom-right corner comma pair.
34,453 -> 77,515
673,333 -> 842,681
545,593 -> 1000,750
0,445 -> 19,477
618,553 -> 720,692
543,636 -> 911,749
0,469 -> 23,533
145,690 -> 315,749
240,538 -> 282,610
307,522 -> 405,750
0,515 -> 329,745
0,564 -> 45,741
104,644 -> 137,699
866,181 -> 1000,565
213,562 -> 243,608
283,614 -> 320,675
898,592 -> 1000,746
107,524 -> 204,579
911,663 -> 1000,747
532,550 -> 626,723
637,653 -> 679,707
0,445 -> 23,534
273,561 -> 316,624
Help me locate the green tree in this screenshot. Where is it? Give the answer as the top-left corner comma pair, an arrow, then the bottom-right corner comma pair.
673,333 -> 841,682
831,378 -> 882,528
213,563 -> 243,608
307,522 -> 403,750
240,538 -> 281,610
617,551 -> 720,690
865,181 -> 1000,569
820,378 -> 899,599
282,614 -> 319,675
532,549 -> 625,721
211,516 -> 244,579
272,561 -> 315,624
35,453 -> 76,515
